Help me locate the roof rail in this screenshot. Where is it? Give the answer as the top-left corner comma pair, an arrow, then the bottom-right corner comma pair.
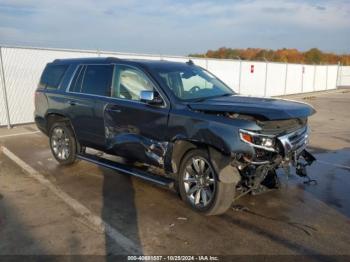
105,56 -> 121,62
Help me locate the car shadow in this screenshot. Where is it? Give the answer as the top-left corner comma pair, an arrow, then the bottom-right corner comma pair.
98,162 -> 144,258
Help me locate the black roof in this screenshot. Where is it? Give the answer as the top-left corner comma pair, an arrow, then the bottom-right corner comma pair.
51,57 -> 193,68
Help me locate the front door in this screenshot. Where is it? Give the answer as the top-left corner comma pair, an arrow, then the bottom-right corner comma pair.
104,64 -> 170,166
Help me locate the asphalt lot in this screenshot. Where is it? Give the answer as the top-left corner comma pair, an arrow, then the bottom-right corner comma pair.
1,89 -> 350,256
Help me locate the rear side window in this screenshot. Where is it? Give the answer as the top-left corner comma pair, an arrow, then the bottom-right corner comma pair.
70,65 -> 113,96
70,66 -> 85,93
40,64 -> 68,89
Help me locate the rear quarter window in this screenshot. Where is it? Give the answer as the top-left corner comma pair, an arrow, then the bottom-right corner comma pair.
39,64 -> 68,89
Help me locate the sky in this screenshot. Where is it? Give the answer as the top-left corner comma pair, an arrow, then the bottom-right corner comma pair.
0,0 -> 349,56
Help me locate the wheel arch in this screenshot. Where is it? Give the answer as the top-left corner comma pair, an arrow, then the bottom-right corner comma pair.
168,139 -> 239,183
46,112 -> 82,152
167,139 -> 197,175
46,113 -> 70,131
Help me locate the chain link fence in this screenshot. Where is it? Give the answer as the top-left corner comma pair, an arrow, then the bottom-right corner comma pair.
0,45 -> 345,128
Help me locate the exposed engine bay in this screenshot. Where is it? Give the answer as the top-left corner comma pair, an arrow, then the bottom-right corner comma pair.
229,115 -> 317,197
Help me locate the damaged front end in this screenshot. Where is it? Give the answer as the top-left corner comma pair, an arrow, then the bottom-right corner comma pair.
234,118 -> 316,195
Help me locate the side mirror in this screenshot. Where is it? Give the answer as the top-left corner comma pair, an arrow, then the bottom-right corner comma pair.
140,90 -> 163,106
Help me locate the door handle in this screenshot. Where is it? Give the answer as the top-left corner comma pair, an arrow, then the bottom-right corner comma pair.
107,108 -> 121,113
68,100 -> 76,106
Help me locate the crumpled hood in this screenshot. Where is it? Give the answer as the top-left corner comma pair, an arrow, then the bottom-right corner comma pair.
188,95 -> 316,120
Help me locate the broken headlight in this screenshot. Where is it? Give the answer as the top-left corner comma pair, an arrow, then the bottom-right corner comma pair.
239,129 -> 276,152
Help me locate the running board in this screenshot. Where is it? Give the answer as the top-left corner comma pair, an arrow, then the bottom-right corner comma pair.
77,153 -> 174,189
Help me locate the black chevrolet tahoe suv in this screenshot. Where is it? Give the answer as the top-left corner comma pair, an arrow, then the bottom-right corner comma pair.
35,57 -> 316,215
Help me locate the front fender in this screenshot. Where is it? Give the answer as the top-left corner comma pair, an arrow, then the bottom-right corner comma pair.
168,110 -> 258,156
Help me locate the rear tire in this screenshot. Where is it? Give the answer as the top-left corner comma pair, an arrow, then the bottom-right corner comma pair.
178,149 -> 235,216
49,122 -> 77,165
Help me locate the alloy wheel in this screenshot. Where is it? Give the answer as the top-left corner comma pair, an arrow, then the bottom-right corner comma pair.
183,157 -> 216,208
51,127 -> 70,160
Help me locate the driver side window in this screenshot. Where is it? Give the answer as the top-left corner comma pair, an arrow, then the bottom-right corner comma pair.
112,65 -> 155,101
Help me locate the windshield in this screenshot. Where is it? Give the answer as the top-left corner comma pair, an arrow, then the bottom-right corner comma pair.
151,64 -> 234,101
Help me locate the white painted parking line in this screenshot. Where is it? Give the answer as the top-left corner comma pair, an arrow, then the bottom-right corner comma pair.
1,146 -> 141,254
0,131 -> 40,138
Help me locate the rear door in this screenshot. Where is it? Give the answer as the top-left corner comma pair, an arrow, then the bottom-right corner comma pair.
66,64 -> 113,148
104,64 -> 170,166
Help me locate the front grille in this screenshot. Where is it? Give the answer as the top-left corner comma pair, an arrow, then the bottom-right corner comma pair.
277,126 -> 309,156
289,127 -> 308,149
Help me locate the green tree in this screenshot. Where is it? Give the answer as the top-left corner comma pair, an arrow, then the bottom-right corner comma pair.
304,48 -> 323,64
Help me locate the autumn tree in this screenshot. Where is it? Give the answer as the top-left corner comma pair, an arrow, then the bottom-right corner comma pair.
189,47 -> 349,65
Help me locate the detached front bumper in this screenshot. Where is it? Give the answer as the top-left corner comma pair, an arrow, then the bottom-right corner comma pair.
236,125 -> 316,194
239,125 -> 314,166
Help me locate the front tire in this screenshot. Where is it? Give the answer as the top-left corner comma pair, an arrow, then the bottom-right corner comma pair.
178,149 -> 235,216
49,122 -> 77,165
